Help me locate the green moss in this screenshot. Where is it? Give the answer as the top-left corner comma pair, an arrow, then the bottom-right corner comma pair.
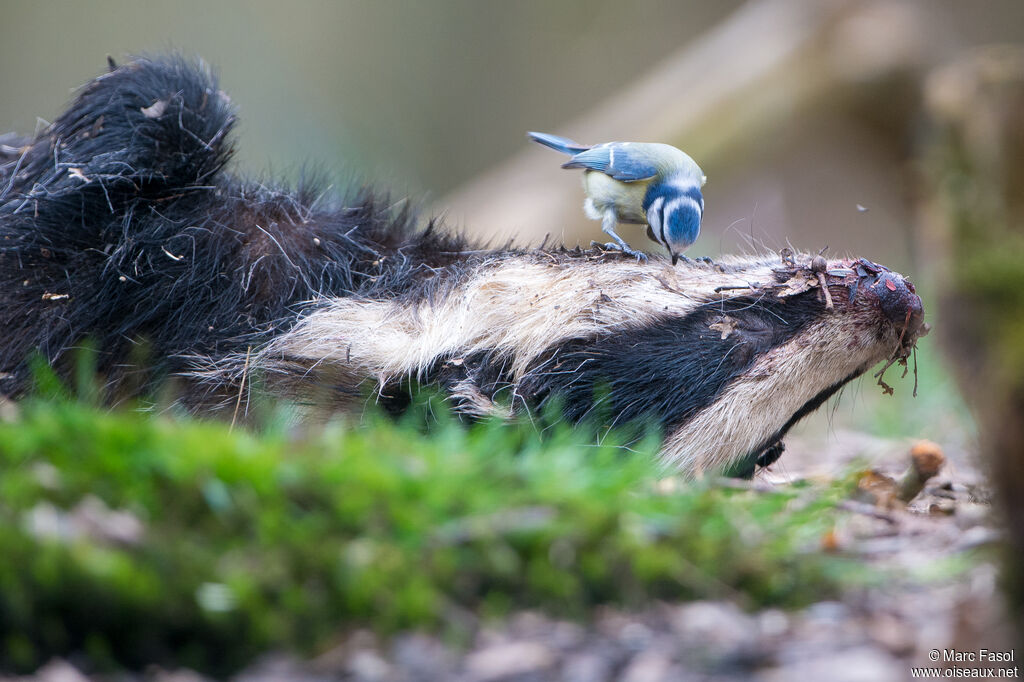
0,399 -> 867,674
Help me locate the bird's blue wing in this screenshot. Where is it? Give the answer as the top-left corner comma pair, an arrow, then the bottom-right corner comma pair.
561,143 -> 659,182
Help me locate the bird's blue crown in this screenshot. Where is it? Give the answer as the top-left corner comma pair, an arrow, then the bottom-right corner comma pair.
642,180 -> 703,213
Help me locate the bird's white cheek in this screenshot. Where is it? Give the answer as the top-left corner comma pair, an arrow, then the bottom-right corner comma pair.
646,197 -> 666,245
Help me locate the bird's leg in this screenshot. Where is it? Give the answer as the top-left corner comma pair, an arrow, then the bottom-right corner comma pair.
595,209 -> 648,262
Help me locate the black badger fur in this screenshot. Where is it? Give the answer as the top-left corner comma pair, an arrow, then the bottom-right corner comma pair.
0,56 -> 927,475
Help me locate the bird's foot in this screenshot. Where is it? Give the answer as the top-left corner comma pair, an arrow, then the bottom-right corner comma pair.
591,240 -> 648,262
671,255 -> 713,266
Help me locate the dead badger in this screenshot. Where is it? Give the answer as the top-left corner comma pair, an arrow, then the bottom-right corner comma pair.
0,56 -> 927,476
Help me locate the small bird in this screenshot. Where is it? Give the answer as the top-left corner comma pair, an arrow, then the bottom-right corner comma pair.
528,132 -> 706,264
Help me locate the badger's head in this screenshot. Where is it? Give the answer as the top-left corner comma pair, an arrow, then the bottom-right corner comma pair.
250,249 -> 926,477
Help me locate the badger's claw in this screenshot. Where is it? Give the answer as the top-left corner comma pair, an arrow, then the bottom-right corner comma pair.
756,441 -> 786,469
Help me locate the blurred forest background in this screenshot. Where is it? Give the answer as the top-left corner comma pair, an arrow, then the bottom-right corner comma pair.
0,0 -> 1017,264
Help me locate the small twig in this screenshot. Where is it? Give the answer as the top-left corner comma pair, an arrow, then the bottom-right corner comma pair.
714,283 -> 758,293
873,355 -> 899,395
816,271 -> 834,309
912,345 -> 919,398
229,346 -> 251,431
895,307 -> 911,350
810,254 -> 833,310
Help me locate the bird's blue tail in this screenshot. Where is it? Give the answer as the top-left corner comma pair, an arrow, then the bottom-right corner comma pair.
527,131 -> 590,156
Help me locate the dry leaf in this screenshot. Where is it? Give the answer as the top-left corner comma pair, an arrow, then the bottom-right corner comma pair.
708,315 -> 738,340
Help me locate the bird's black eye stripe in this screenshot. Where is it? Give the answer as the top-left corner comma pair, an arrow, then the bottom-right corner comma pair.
648,197 -> 667,246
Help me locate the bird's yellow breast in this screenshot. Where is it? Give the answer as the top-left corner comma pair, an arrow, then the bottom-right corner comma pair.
582,171 -> 652,224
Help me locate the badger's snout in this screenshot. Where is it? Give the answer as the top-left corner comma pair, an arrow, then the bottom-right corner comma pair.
874,271 -> 927,345
834,259 -> 927,353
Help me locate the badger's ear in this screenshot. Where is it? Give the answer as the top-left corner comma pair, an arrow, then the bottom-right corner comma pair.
5,55 -> 235,229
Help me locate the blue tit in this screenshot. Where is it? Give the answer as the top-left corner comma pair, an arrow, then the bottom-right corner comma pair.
528,132 -> 706,264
